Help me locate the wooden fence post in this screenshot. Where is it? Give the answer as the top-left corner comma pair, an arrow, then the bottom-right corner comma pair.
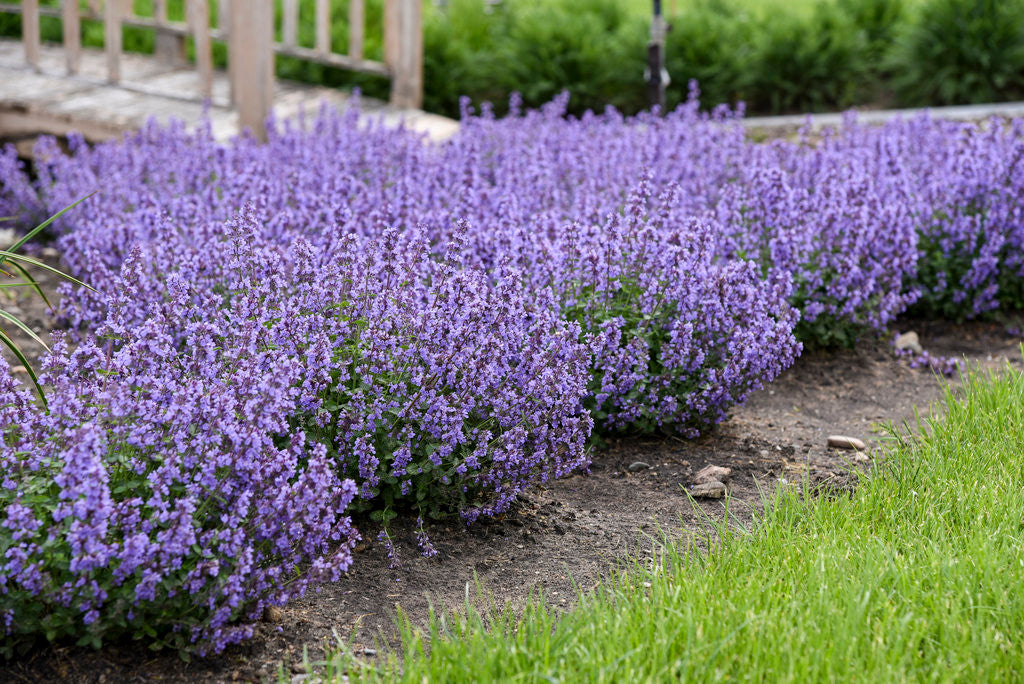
388,0 -> 422,109
105,0 -> 124,83
23,0 -> 40,72
63,0 -> 81,75
283,0 -> 299,48
348,0 -> 364,62
187,0 -> 213,99
315,0 -> 330,54
229,0 -> 274,141
383,0 -> 398,73
154,0 -> 187,66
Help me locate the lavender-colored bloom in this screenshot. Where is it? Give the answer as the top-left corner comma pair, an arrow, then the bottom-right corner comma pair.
4,89 -> 1023,656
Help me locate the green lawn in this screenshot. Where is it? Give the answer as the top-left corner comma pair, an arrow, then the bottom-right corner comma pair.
315,357 -> 1024,682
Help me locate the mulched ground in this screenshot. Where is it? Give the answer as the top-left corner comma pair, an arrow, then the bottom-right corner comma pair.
3,252 -> 1022,683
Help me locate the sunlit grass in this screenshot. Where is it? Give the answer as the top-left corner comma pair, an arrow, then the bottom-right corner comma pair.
312,358 -> 1024,682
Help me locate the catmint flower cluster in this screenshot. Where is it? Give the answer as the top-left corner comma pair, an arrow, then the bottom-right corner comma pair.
3,88 -> 1023,655
1,207 -> 593,654
0,146 -> 38,225
1,232 -> 360,655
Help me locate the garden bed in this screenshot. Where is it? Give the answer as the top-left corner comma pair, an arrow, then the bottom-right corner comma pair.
3,95 -> 1024,680
3,310 -> 1021,682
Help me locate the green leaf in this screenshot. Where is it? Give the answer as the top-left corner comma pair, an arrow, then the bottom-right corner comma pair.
0,251 -> 96,292
4,260 -> 52,308
0,328 -> 48,410
0,309 -> 49,350
0,192 -> 96,263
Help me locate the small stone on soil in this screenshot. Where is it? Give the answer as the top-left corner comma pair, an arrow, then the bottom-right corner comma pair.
828,435 -> 866,451
693,464 -> 732,485
853,451 -> 869,462
628,461 -> 651,472
262,605 -> 284,623
689,480 -> 727,499
895,331 -> 923,354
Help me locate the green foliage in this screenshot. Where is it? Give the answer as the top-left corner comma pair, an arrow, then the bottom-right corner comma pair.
888,0 -> 1024,106
562,278 -> 695,436
910,203 -> 1024,322
296,355 -> 505,523
4,0 -> 1024,116
0,198 -> 95,408
837,0 -> 907,60
325,360 -> 1024,681
423,0 -> 646,117
745,3 -> 872,113
0,444 -> 247,657
662,0 -> 756,112
793,314 -> 865,350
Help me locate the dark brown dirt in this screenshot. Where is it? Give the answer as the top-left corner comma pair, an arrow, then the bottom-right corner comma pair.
3,258 -> 1023,683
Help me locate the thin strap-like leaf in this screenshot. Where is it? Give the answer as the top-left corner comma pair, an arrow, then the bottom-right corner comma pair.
0,310 -> 49,350
0,252 -> 96,292
0,193 -> 96,262
0,329 -> 48,410
5,260 -> 51,308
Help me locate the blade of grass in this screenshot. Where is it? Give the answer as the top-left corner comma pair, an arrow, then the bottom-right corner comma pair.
0,282 -> 46,290
0,192 -> 95,264
0,252 -> 96,292
0,328 -> 48,409
4,261 -> 52,308
0,310 -> 49,350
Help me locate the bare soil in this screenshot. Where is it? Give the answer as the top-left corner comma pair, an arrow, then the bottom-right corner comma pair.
3,255 -> 1022,683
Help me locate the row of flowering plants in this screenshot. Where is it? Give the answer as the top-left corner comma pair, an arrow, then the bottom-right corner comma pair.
2,91 -> 1023,656
0,201 -> 597,655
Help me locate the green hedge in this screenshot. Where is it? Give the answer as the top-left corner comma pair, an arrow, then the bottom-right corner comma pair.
3,0 -> 1023,117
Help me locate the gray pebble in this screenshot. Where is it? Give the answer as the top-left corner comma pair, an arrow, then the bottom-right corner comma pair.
895,331 -> 923,354
693,464 -> 731,484
828,435 -> 866,451
690,480 -> 727,499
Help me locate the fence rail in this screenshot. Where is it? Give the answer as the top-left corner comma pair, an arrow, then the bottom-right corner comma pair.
0,0 -> 423,139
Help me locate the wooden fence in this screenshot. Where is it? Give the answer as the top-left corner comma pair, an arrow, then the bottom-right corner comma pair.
2,0 -> 423,139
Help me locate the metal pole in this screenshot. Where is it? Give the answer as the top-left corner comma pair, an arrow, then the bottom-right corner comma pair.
647,0 -> 667,112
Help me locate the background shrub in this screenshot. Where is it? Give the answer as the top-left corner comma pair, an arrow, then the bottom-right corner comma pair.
744,3 -> 872,114
662,0 -> 756,113
4,0 -> 1024,116
423,0 -> 646,117
887,0 -> 1024,107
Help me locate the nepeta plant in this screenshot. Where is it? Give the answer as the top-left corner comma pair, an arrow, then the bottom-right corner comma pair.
1,233 -> 360,655
0,198 -> 97,404
289,226 -> 594,525
518,181 -> 801,435
2,92 -> 1024,657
